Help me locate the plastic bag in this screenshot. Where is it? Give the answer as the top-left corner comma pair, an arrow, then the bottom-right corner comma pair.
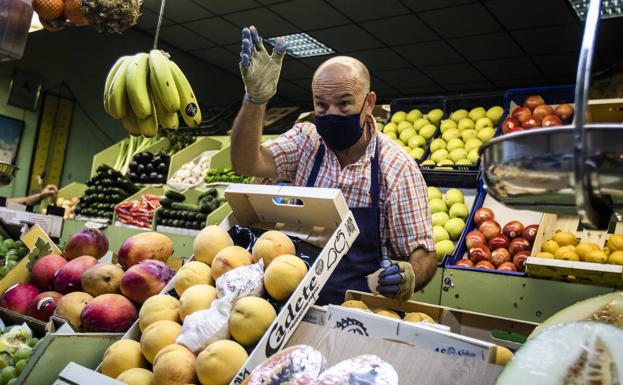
313,355 -> 399,385
176,262 -> 265,353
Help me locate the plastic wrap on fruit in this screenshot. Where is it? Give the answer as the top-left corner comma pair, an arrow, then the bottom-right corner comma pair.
0,324 -> 33,355
245,345 -> 325,385
176,262 -> 264,353
312,355 -> 398,385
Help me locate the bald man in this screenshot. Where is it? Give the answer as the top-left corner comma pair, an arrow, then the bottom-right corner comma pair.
231,26 -> 436,305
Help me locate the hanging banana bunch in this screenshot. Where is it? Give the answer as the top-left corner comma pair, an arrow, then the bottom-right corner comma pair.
103,50 -> 202,137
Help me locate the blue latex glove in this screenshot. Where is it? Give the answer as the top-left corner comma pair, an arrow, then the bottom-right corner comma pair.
378,258 -> 415,300
240,26 -> 288,103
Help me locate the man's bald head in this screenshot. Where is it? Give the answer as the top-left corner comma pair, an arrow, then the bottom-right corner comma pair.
312,56 -> 370,96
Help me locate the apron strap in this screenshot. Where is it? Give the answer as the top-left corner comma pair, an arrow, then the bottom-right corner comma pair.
306,143 -> 325,187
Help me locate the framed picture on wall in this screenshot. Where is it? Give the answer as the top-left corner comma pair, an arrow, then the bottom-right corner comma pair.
8,70 -> 43,111
0,115 -> 24,164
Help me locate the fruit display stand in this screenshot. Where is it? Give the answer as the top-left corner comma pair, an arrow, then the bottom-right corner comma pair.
89,137 -> 169,178
165,136 -> 230,186
526,215 -> 623,287
588,98 -> 623,122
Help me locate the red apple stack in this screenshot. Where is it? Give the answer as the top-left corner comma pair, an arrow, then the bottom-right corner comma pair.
501,95 -> 574,134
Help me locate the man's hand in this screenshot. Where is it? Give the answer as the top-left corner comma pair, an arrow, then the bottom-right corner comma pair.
40,185 -> 58,199
239,26 -> 287,104
378,259 -> 415,300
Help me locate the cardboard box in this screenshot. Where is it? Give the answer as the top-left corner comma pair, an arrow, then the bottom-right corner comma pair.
527,214 -> 623,286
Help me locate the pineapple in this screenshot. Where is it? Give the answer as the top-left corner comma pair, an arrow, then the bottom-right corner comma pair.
82,0 -> 142,34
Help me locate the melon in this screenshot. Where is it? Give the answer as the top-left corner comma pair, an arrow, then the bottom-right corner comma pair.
495,322 -> 623,385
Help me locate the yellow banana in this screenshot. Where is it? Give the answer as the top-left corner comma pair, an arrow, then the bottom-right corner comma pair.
103,56 -> 129,115
169,60 -> 202,127
152,81 -> 179,129
148,49 -> 180,113
137,88 -> 158,138
122,105 -> 141,136
125,53 -> 152,120
107,59 -> 131,119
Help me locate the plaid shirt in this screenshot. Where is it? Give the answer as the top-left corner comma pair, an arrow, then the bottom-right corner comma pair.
265,121 -> 434,260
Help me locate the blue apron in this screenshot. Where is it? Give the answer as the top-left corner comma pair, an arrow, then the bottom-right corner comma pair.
307,143 -> 383,305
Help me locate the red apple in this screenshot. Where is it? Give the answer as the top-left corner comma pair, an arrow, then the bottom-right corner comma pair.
513,251 -> 531,272
524,95 -> 545,110
469,244 -> 491,264
554,103 -> 574,123
502,117 -> 522,134
498,262 -> 518,272
522,225 -> 539,244
542,114 -> 562,128
475,261 -> 495,270
0,283 -> 40,315
455,259 -> 474,268
479,220 -> 502,241
54,255 -> 98,294
491,248 -> 512,267
31,254 -> 67,291
532,104 -> 554,121
26,291 -> 63,322
503,221 -> 525,239
64,228 -> 109,261
488,233 -> 510,250
512,107 -> 532,123
474,208 -> 495,227
521,117 -> 539,129
509,237 -> 531,256
120,259 -> 175,303
465,230 -> 486,249
80,293 -> 137,332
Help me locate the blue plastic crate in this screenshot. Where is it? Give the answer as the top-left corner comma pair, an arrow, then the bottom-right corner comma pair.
504,84 -> 576,117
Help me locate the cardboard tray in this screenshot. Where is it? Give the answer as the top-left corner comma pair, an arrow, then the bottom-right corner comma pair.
445,192 -> 543,276
527,214 -> 623,287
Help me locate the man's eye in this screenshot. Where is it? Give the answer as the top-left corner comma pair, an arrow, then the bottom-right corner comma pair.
340,101 -> 350,107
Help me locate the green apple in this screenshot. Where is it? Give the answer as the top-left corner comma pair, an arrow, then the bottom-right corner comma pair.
427,108 -> 444,125
467,148 -> 479,164
429,198 -> 448,214
475,117 -> 493,130
421,160 -> 436,166
458,118 -> 475,131
486,105 -> 504,124
446,138 -> 464,152
440,119 -> 458,133
449,148 -> 468,163
456,159 -> 472,165
392,138 -> 404,146
465,138 -> 483,153
450,109 -> 468,122
391,111 -> 407,123
408,135 -> 426,149
449,202 -> 469,220
428,186 -> 443,200
413,118 -> 430,131
444,217 -> 466,240
461,129 -> 478,142
435,240 -> 456,259
442,128 -> 460,142
410,147 -> 425,160
402,145 -> 411,154
397,120 -> 413,133
468,107 -> 486,121
445,188 -> 464,205
429,138 -> 447,153
430,149 -> 449,164
419,124 -> 437,140
436,159 -> 454,170
406,108 -> 422,123
377,122 -> 384,131
383,122 -> 397,134
432,212 -> 450,227
399,128 -> 416,143
433,225 -> 450,243
385,131 -> 397,140
477,126 -> 496,142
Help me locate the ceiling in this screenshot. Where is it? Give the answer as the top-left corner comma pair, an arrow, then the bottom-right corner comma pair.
135,0 -> 623,106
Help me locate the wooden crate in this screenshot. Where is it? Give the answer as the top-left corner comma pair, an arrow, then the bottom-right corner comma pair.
527,214 -> 623,287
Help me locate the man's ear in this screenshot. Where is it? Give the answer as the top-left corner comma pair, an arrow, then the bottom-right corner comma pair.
367,91 -> 377,114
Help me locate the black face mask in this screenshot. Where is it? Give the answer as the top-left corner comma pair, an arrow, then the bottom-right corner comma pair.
315,96 -> 368,151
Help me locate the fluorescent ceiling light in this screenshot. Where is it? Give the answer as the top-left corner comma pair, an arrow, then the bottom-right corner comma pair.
569,0 -> 623,19
265,33 -> 334,58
